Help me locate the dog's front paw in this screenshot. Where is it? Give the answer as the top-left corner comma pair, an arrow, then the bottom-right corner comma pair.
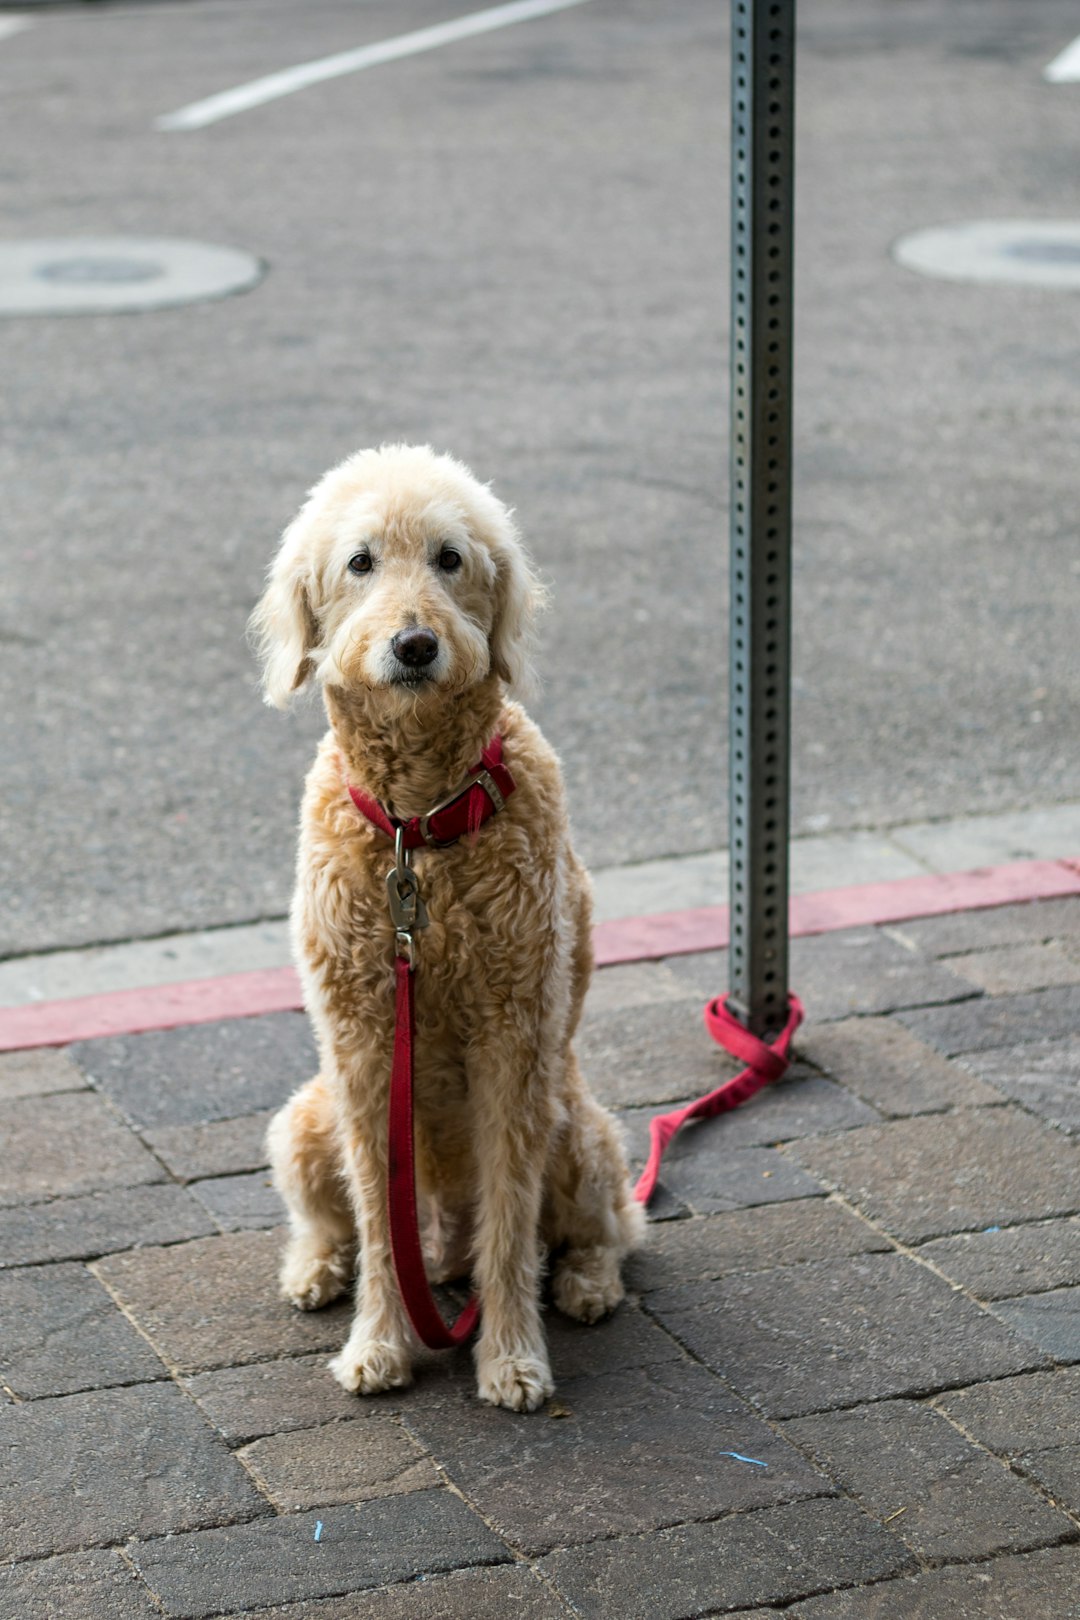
280,1241 -> 353,1311
552,1246 -> 624,1324
329,1335 -> 413,1395
476,1350 -> 554,1413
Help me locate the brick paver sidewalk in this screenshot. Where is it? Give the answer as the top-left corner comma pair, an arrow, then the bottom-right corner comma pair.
2,899 -> 1079,1617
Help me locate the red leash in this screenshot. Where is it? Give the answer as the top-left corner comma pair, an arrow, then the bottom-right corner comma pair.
388,958 -> 480,1347
632,993 -> 805,1205
352,740 -> 513,1349
351,738 -> 805,1347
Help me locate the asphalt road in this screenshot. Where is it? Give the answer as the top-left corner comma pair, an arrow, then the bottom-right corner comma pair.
1,0 -> 1078,955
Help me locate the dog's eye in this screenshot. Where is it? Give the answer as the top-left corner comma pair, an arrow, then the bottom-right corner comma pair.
348,551 -> 373,576
437,548 -> 462,573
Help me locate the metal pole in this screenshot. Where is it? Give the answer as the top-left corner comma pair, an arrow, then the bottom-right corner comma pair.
728,0 -> 796,1037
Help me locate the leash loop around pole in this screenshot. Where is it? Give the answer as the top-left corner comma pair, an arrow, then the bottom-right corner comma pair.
633,993 -> 804,1207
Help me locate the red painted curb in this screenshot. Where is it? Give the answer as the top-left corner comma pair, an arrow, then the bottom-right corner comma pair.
2,857 -> 1078,1052
592,855 -> 1080,965
0,968 -> 305,1053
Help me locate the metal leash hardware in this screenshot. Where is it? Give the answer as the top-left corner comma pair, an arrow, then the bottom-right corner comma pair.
386,825 -> 429,969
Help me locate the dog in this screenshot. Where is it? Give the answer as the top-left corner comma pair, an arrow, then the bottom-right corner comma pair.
251,444 -> 644,1412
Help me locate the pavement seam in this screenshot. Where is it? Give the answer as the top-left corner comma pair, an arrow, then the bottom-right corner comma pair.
394,1407 -> 559,1588
927,1393 -> 1080,1539
741,1540 -> 1080,1615
114,1543 -> 169,1619
774,1132 -> 1080,1247
790,1184 -> 1080,1327
614,1295 -> 932,1578
629,1280 -> 1047,1586
793,998 -> 1080,1146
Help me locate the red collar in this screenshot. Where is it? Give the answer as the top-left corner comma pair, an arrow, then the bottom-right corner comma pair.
346,735 -> 515,849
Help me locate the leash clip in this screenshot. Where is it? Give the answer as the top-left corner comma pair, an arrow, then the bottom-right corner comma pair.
387,827 -> 428,967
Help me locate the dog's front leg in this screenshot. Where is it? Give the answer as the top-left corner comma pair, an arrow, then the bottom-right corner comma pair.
328,1110 -> 414,1396
469,1032 -> 555,1413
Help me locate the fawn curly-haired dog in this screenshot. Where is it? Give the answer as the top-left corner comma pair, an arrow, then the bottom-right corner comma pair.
251,444 -> 644,1412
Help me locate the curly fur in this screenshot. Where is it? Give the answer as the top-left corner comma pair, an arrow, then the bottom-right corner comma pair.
252,445 -> 644,1412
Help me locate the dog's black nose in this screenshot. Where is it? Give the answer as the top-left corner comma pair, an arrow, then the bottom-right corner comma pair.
391,626 -> 439,668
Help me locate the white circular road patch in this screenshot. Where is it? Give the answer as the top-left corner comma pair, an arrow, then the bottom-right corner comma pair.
0,237 -> 264,315
893,220 -> 1080,288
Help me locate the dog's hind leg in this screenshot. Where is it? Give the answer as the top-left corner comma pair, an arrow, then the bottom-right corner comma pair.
267,1075 -> 356,1310
545,1067 -> 646,1324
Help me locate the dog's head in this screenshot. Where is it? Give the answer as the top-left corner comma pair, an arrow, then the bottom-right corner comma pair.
250,445 -> 543,710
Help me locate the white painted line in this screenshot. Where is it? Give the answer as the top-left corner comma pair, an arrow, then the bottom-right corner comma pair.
0,17 -> 32,44
156,0 -> 595,132
1044,32 -> 1080,82
893,220 -> 1080,289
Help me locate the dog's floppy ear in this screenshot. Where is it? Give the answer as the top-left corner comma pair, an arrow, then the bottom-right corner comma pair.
488,519 -> 546,693
248,514 -> 320,708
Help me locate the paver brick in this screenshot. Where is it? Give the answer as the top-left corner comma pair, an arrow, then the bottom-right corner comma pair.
788,929 -> 976,1020
184,1303 -> 684,1448
538,1496 -> 912,1620
626,1198 -> 889,1292
129,1492 -> 511,1618
0,1261 -> 164,1397
784,1398 -> 1072,1565
218,1564 -> 571,1620
185,1355 -> 404,1446
619,1108 -> 827,1214
586,959 -> 689,1016
667,929 -> 974,1020
0,1382 -> 266,1559
645,1253 -> 1048,1419
0,1047 -> 87,1101
992,1287 -> 1080,1363
900,984 -> 1080,1056
959,1036 -> 1080,1135
658,949 -> 727,999
889,898 -> 1080,957
93,1229 -> 355,1373
937,1367 -> 1080,1454
541,1300 -> 687,1380
947,941 -> 1080,995
191,1169 -> 284,1231
580,998 -> 741,1108
632,1071 -> 881,1153
798,1016 -> 1002,1116
1018,1445 -> 1080,1516
917,1218 -> 1080,1300
787,1542 -> 1080,1619
402,1359 -> 829,1556
0,1181 -> 215,1268
146,1108 -> 276,1182
0,1548 -> 161,1619
0,1090 -> 163,1207
641,1181 -> 694,1222
790,1108 -> 1080,1243
238,1416 -> 439,1511
69,1011 -> 316,1130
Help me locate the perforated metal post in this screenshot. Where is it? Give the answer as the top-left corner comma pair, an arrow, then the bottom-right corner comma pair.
728,0 -> 796,1037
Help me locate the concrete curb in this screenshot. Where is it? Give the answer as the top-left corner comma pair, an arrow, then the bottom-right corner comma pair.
2,857 -> 1077,1052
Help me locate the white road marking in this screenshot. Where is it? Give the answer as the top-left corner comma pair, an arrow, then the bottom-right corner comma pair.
0,17 -> 32,43
156,0 -> 595,132
1044,32 -> 1080,82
